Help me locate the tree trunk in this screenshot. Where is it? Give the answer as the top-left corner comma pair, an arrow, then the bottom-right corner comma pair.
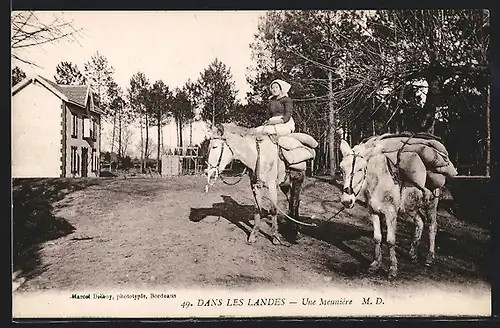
398,108 -> 403,133
486,83 -> 491,177
111,112 -> 116,154
161,122 -> 164,161
328,70 -> 337,177
157,111 -> 161,174
118,108 -> 122,159
421,77 -> 439,134
190,121 -> 193,146
179,117 -> 184,148
175,117 -> 181,147
212,93 -> 216,127
323,136 -> 328,174
122,124 -> 129,157
145,113 -> 149,163
139,110 -> 144,172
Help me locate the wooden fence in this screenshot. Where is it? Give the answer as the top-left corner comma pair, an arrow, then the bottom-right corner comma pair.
162,146 -> 203,176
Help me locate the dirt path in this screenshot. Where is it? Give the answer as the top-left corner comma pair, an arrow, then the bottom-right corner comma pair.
13,176 -> 490,295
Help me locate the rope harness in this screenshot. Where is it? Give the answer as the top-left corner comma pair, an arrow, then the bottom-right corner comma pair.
382,133 -> 431,197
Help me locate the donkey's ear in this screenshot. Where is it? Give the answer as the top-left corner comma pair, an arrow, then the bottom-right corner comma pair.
339,139 -> 352,157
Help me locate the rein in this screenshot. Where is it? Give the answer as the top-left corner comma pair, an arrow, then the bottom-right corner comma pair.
263,193 -> 319,227
220,168 -> 248,185
205,137 -> 247,191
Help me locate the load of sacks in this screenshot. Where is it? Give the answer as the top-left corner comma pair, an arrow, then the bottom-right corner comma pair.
277,133 -> 319,171
362,133 -> 458,190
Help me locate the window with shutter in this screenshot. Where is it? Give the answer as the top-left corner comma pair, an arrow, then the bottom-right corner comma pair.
83,117 -> 91,138
71,113 -> 78,138
70,146 -> 77,174
92,119 -> 97,140
91,148 -> 96,172
90,118 -> 93,140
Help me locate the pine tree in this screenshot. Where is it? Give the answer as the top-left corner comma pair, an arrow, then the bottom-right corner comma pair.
149,80 -> 172,172
83,51 -> 115,114
127,72 -> 151,172
194,58 -> 238,127
12,66 -> 26,86
54,61 -> 86,85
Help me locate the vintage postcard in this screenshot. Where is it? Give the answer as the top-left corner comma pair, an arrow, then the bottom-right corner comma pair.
11,10 -> 491,319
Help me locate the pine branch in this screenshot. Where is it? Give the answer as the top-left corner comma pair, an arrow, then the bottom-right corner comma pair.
11,12 -> 83,66
11,53 -> 42,68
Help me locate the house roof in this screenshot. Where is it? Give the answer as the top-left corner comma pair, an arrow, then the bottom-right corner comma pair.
12,75 -> 105,115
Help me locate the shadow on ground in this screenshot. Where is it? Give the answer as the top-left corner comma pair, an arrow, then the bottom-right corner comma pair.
12,178 -> 104,280
190,192 -> 489,284
189,195 -> 372,270
189,195 -> 275,243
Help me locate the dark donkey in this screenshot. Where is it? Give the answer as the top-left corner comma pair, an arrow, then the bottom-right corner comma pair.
204,123 -> 314,245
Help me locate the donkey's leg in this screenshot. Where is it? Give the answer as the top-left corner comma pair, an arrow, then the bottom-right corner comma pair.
289,171 -> 304,243
248,184 -> 264,244
409,212 -> 424,263
267,183 -> 282,245
384,207 -> 398,279
425,189 -> 440,266
286,184 -> 296,237
368,213 -> 383,273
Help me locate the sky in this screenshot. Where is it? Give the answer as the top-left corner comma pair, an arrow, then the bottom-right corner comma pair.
12,11 -> 267,156
12,10 -> 266,101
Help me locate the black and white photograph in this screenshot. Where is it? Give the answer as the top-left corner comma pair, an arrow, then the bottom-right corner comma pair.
11,10 -> 492,318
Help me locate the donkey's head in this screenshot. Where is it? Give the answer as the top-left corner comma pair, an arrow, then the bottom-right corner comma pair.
204,124 -> 235,182
339,139 -> 368,209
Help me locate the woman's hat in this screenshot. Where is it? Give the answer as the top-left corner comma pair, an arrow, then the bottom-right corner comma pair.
269,79 -> 291,97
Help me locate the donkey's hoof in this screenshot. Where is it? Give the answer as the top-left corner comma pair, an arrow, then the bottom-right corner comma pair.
247,235 -> 257,245
425,253 -> 435,266
388,270 -> 398,280
368,262 -> 380,274
409,249 -> 418,262
290,231 -> 302,244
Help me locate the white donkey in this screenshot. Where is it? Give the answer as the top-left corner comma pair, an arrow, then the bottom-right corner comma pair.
338,138 -> 443,279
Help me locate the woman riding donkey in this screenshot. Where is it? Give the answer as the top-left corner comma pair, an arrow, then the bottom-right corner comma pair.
248,79 -> 303,241
251,79 -> 296,137
249,79 -> 297,187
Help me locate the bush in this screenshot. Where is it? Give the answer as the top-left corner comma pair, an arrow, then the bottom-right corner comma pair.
121,156 -> 134,169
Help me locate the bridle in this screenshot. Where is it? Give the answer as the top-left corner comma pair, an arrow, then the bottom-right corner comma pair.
343,150 -> 367,197
205,137 -> 247,191
206,136 -> 232,186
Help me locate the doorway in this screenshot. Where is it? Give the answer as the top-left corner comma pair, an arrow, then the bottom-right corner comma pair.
81,147 -> 88,177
